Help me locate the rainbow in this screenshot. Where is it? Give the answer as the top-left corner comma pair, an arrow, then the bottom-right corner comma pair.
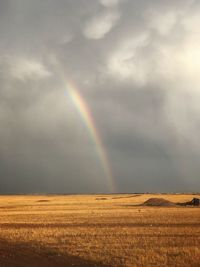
50,56 -> 115,192
64,81 -> 115,193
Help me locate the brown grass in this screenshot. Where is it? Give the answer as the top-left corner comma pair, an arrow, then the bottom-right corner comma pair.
0,194 -> 199,266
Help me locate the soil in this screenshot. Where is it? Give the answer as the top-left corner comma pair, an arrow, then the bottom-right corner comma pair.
142,198 -> 176,207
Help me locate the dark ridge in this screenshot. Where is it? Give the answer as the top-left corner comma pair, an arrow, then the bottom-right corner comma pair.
177,198 -> 200,206
112,195 -> 141,199
1,222 -> 200,229
142,198 -> 176,207
142,197 -> 200,207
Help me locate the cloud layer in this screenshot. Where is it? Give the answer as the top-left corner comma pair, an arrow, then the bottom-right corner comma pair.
0,0 -> 200,193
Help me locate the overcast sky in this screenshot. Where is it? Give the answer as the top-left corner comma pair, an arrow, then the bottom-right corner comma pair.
0,0 -> 200,193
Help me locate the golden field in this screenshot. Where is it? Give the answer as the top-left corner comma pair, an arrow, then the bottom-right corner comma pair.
0,194 -> 199,267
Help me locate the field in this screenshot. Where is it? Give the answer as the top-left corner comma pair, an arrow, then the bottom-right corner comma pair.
0,194 -> 199,267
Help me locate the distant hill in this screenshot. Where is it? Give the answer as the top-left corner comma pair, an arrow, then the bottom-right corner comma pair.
142,197 -> 200,207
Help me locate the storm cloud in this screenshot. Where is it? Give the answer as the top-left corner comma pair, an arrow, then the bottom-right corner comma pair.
0,0 -> 200,193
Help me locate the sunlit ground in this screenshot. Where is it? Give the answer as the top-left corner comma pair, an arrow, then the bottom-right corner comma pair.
0,194 -> 199,267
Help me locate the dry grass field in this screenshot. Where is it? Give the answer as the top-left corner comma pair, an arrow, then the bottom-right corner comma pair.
0,194 -> 199,267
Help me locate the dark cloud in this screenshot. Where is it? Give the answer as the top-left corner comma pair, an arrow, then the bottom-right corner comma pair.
0,0 -> 199,193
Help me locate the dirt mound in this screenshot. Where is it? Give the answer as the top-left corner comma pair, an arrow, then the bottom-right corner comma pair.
96,197 -> 107,200
142,198 -> 176,207
177,198 -> 200,206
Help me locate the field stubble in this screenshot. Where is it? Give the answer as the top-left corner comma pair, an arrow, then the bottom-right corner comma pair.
0,194 -> 199,267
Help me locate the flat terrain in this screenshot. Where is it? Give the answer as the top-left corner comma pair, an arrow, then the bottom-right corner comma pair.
0,194 -> 199,267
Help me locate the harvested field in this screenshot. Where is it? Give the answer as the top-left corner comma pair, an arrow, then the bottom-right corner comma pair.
0,194 -> 200,267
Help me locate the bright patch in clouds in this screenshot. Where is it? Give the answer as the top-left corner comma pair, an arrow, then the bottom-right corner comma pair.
83,11 -> 120,39
9,57 -> 51,81
107,8 -> 200,92
107,33 -> 149,85
99,0 -> 121,7
147,11 -> 177,36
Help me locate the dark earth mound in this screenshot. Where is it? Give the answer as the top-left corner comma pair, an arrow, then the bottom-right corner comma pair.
142,198 -> 176,207
142,197 -> 200,207
177,198 -> 200,206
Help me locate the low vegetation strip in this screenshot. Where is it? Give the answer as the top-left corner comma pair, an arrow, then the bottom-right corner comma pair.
0,222 -> 200,228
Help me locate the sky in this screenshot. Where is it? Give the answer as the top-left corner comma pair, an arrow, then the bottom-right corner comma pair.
0,0 -> 200,194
